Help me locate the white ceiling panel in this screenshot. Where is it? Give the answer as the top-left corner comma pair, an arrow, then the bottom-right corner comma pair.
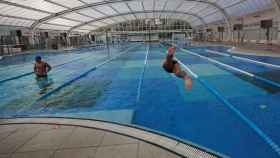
101,18 -> 116,24
49,0 -> 84,8
78,25 -> 96,30
79,8 -> 105,18
142,0 -> 154,11
111,3 -> 130,13
127,1 -> 143,12
110,16 -> 126,22
216,0 -> 242,8
82,0 -> 104,4
154,0 -> 167,11
189,3 -> 209,14
177,2 -> 197,12
122,14 -> 136,21
48,18 -> 81,26
73,29 -> 91,33
5,0 -> 66,13
94,5 -> 117,15
0,0 -> 275,31
164,0 -> 183,11
0,3 -> 49,20
204,12 -> 223,23
136,13 -> 147,19
39,24 -> 71,30
64,13 -> 93,22
0,16 -> 34,27
90,21 -> 107,27
191,19 -> 203,26
146,13 -> 154,19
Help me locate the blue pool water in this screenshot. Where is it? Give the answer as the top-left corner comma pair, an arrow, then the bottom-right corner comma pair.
0,43 -> 280,158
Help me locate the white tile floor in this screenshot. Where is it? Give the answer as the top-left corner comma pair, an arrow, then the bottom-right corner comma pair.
0,118 -> 221,158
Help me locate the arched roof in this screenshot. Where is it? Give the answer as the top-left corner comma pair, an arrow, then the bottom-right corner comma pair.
0,0 -> 275,33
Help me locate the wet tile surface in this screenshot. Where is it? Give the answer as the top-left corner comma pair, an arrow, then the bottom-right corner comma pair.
0,124 -> 183,158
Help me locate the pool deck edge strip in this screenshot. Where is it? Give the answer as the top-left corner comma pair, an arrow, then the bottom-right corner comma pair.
167,44 -> 280,156
136,44 -> 150,103
206,49 -> 280,69
35,44 -> 140,102
0,53 -> 95,84
0,117 -> 223,158
182,48 -> 280,89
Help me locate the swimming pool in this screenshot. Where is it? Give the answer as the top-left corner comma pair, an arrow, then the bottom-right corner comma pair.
0,42 -> 280,158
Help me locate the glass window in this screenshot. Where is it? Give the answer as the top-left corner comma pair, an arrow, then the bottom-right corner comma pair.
0,16 -> 34,27
164,0 -> 182,11
142,0 -> 154,11
63,13 -> 93,22
111,3 -> 130,13
78,25 -> 96,30
39,24 -> 71,30
0,3 -> 49,20
6,0 -> 67,13
51,0 -> 84,8
48,18 -> 81,27
94,5 -> 117,15
79,8 -> 105,18
90,21 -> 107,27
127,1 -> 143,12
154,0 -> 167,11
82,0 -> 104,4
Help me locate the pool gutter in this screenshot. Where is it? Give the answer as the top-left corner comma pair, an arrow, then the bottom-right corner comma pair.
0,117 -> 226,158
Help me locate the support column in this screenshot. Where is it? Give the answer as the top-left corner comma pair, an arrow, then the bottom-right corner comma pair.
273,0 -> 280,45
105,30 -> 110,57
66,33 -> 71,47
29,30 -> 36,49
272,0 -> 280,45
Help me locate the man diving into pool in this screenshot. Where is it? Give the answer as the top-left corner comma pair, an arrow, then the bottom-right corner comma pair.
34,56 -> 53,94
162,46 -> 192,90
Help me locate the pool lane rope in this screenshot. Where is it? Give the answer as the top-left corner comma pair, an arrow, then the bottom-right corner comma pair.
0,53 -> 96,84
17,44 -> 140,115
160,43 -> 280,156
35,44 -> 141,102
176,58 -> 280,156
136,44 -> 150,103
206,49 -> 280,69
181,48 -> 280,89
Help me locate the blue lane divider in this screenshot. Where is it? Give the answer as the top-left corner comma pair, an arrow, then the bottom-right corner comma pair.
160,43 -> 280,156
0,54 -> 95,84
136,44 -> 150,103
206,49 -> 280,69
35,44 -> 140,102
180,46 -> 280,89
197,78 -> 280,156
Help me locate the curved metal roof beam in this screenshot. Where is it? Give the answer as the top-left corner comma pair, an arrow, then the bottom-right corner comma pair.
30,0 -> 230,30
68,10 -> 206,32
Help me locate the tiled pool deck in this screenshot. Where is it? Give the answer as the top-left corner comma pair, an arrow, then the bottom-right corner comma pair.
0,118 -> 221,158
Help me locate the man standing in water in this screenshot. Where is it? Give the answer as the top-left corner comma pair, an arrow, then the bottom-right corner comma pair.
34,56 -> 52,78
162,46 -> 192,90
34,56 -> 52,93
